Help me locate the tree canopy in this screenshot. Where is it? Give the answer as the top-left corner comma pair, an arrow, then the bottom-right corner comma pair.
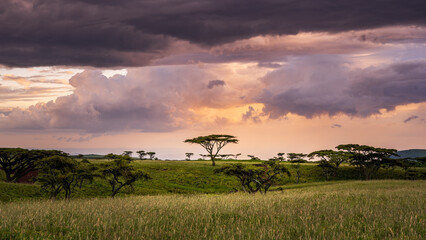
337,144 -> 398,180
0,148 -> 67,182
215,160 -> 290,194
100,157 -> 151,198
308,150 -> 351,180
184,134 -> 238,166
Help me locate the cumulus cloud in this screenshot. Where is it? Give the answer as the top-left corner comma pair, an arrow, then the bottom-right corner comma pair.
0,67 -> 246,133
1,0 -> 426,67
259,57 -> 426,118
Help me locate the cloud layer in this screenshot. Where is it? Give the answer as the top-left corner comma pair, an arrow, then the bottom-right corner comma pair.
259,58 -> 426,118
2,0 -> 426,67
0,67 -> 246,132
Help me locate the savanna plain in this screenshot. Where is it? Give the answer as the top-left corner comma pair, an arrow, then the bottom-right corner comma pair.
0,159 -> 425,240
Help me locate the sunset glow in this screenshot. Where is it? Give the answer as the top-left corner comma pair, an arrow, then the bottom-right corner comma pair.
1,1 -> 425,159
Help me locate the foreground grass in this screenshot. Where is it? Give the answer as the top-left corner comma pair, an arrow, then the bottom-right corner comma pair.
0,180 -> 424,239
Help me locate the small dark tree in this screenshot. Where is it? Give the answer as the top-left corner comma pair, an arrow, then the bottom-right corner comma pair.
287,153 -> 307,184
184,135 -> 238,166
105,153 -> 132,161
147,152 -> 156,160
277,153 -> 285,161
247,155 -> 260,160
136,150 -> 147,160
337,144 -> 398,180
234,153 -> 242,159
185,153 -> 194,160
122,151 -> 133,157
100,157 -> 151,198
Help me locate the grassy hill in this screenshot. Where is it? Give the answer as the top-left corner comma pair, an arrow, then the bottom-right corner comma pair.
1,159 -> 424,202
395,149 -> 426,158
1,180 -> 424,239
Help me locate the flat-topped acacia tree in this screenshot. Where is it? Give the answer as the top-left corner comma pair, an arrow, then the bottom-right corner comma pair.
184,134 -> 238,166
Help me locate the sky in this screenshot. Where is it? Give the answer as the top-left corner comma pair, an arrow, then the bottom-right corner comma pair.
0,0 -> 425,159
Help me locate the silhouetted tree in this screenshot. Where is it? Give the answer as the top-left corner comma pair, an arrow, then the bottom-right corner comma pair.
247,155 -> 260,160
184,135 -> 238,166
122,151 -> 133,157
277,153 -> 285,161
185,153 -> 194,160
136,150 -> 147,160
147,152 -> 156,160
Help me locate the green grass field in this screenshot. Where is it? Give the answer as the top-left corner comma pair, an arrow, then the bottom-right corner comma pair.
0,159 -> 423,202
0,180 -> 424,239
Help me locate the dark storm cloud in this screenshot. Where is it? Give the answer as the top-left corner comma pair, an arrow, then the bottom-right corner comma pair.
259,58 -> 426,118
207,80 -> 225,89
1,0 -> 426,67
403,115 -> 419,123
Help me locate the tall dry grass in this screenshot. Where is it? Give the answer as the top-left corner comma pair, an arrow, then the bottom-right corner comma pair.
0,180 -> 424,239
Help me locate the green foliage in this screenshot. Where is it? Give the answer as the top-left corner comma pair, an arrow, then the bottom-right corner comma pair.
0,148 -> 67,182
35,156 -> 80,200
287,153 -> 307,184
215,160 -> 290,194
337,144 -> 399,180
100,158 -> 151,197
309,150 -> 351,180
1,160 -> 424,202
185,134 -> 238,166
105,153 -> 133,161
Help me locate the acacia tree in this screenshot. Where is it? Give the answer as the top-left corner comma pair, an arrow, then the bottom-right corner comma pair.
287,153 -> 307,184
35,156 -> 80,200
337,144 -> 398,180
122,151 -> 133,157
100,157 -> 151,198
215,160 -> 290,194
136,150 -> 147,160
185,153 -> 194,160
147,152 -> 156,160
277,153 -> 285,161
0,148 -> 67,182
308,150 -> 351,180
184,135 -> 238,166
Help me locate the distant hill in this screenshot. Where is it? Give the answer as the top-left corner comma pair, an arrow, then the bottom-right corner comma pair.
71,154 -> 105,159
394,149 -> 426,159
